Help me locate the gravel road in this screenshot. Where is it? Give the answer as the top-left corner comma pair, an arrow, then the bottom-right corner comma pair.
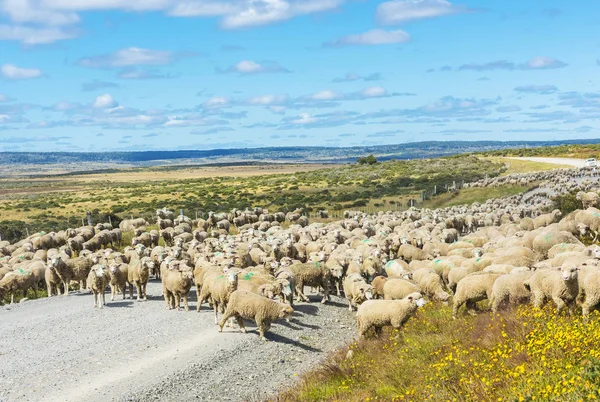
507,157 -> 588,168
0,281 -> 356,402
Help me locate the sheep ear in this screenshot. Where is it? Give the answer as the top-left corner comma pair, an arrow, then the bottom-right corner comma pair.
407,295 -> 414,301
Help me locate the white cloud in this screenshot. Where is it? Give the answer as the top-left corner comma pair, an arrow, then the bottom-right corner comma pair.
203,97 -> 230,109
0,0 -> 345,44
247,94 -> 288,105
376,0 -> 467,25
1,63 -> 42,79
310,90 -> 343,100
330,29 -> 410,46
291,112 -> 317,125
359,86 -> 388,97
93,94 -> 117,108
0,94 -> 11,102
226,60 -> 289,74
0,24 -> 77,44
220,0 -> 343,29
522,56 -> 567,70
77,47 -> 192,68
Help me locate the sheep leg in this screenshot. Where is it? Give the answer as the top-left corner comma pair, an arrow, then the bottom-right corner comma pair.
10,292 -> 14,304
296,284 -> 309,302
452,300 -> 463,319
128,283 -> 134,300
163,289 -> 171,310
235,315 -> 245,332
110,284 -> 115,301
93,292 -> 97,308
183,294 -> 189,311
101,290 -> 105,307
257,319 -> 268,341
321,282 -> 329,304
552,296 -> 566,315
174,292 -> 181,311
135,283 -> 141,301
531,291 -> 545,308
47,284 -> 52,298
214,303 -> 220,325
142,283 -> 147,300
582,295 -> 600,320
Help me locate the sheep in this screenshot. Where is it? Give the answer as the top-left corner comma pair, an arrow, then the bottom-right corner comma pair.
356,292 -> 425,338
412,268 -> 450,302
0,269 -> 37,304
452,273 -> 502,318
218,289 -> 294,341
274,267 -> 296,305
371,276 -> 387,299
198,270 -> 239,324
525,265 -> 580,315
576,191 -> 600,209
45,264 -> 63,296
383,278 -> 420,300
287,262 -> 331,304
579,268 -> 600,318
161,265 -> 194,311
531,230 -> 581,260
127,256 -> 153,301
489,271 -> 535,314
343,273 -> 373,311
532,209 -> 562,229
87,265 -> 108,308
108,263 -> 128,301
397,244 -> 433,263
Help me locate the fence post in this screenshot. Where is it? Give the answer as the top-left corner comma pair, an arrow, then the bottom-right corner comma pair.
108,216 -> 112,227
26,228 -> 30,237
86,211 -> 92,226
82,218 -> 85,227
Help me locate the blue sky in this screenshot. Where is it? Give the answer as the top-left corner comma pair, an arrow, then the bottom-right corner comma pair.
0,0 -> 599,152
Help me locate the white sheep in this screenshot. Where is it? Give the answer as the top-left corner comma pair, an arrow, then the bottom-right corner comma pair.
88,264 -> 108,308
343,273 -> 373,311
489,271 -> 535,314
525,264 -> 580,315
452,272 -> 502,318
356,292 -> 425,338
218,289 -> 294,341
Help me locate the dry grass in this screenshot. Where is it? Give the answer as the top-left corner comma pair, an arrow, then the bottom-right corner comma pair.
488,157 -> 572,176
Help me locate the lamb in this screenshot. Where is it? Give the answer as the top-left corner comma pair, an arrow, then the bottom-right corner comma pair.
343,273 -> 374,311
218,289 -> 294,341
452,272 -> 502,318
489,271 -> 535,314
524,265 -> 579,315
45,264 -> 63,296
383,278 -> 420,300
87,265 -> 108,308
287,262 -> 331,304
356,292 -> 425,338
161,265 -> 194,311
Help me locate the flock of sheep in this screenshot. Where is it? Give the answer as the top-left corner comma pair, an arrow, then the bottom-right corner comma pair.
2,166 -> 600,341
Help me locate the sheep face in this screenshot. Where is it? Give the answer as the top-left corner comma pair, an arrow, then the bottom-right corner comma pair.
559,266 -> 579,281
279,305 -> 294,320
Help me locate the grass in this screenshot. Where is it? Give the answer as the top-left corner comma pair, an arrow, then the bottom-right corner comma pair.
485,143 -> 600,160
489,157 -> 573,176
423,185 -> 533,209
0,156 -> 506,243
278,304 -> 600,402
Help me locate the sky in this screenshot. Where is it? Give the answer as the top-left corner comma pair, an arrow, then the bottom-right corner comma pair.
0,0 -> 599,152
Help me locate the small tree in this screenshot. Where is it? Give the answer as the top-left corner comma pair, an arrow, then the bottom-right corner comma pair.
365,154 -> 378,165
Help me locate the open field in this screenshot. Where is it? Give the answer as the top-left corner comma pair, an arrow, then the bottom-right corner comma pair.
0,156 -> 505,243
490,157 -> 574,175
485,143 -> 600,160
423,185 -> 533,209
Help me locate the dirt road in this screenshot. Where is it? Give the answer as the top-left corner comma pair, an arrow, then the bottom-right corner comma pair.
0,282 -> 356,402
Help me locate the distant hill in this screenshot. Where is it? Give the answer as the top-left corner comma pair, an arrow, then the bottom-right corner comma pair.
1,139 -> 600,166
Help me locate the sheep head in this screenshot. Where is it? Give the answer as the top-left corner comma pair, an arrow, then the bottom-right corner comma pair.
559,265 -> 579,281
279,304 -> 294,320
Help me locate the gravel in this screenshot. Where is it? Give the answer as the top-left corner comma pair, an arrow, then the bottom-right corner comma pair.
0,281 -> 357,402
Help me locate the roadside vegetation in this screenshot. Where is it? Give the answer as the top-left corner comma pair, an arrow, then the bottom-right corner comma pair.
278,304 -> 600,402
